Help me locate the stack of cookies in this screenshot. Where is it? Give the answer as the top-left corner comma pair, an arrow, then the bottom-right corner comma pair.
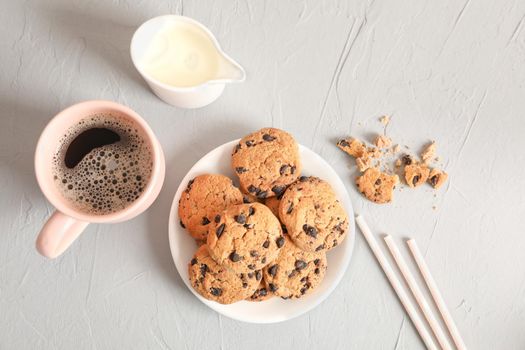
179,128 -> 350,304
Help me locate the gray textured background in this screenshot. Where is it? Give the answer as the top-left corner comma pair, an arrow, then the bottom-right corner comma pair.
1,0 -> 525,349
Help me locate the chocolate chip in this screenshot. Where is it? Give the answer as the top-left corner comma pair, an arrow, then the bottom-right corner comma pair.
243,195 -> 251,203
201,217 -> 210,225
256,190 -> 268,199
200,264 -> 209,276
402,154 -> 412,165
300,287 -> 307,295
300,277 -> 307,283
315,244 -> 325,251
291,166 -> 296,174
235,167 -> 247,174
249,207 -> 255,216
229,251 -> 241,262
250,250 -> 258,257
302,224 -> 317,238
263,134 -> 276,141
234,143 -> 241,153
247,272 -> 254,278
412,175 -> 420,186
214,215 -> 221,223
244,223 -> 254,229
269,283 -> 278,292
314,259 -> 320,266
216,223 -> 225,238
288,270 -> 297,278
248,185 -> 257,193
281,224 -> 288,234
299,176 -> 308,182
242,282 -> 248,288
180,220 -> 186,228
255,270 -> 262,281
314,268 -> 320,275
295,260 -> 307,270
332,239 -> 338,247
375,178 -> 382,186
276,236 -> 285,248
262,240 -> 270,248
430,175 -> 438,186
272,185 -> 286,196
268,265 -> 278,276
261,257 -> 266,264
247,264 -> 256,270
259,288 -> 267,296
286,203 -> 294,214
190,258 -> 197,265
279,165 -> 289,175
246,140 -> 255,147
186,179 -> 194,191
235,214 -> 246,224
210,287 -> 222,296
338,139 -> 350,147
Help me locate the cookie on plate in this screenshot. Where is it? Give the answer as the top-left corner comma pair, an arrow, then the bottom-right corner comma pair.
231,128 -> 301,199
207,203 -> 284,273
188,245 -> 261,304
178,174 -> 243,240
246,279 -> 273,302
263,236 -> 327,299
279,176 -> 349,252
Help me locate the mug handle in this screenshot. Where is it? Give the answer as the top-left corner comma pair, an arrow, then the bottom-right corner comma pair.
36,211 -> 89,258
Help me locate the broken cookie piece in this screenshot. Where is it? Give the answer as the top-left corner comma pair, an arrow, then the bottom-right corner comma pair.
428,169 -> 448,189
421,141 -> 436,164
356,168 -> 399,204
404,163 -> 430,188
337,138 -> 366,158
380,115 -> 390,125
374,135 -> 392,149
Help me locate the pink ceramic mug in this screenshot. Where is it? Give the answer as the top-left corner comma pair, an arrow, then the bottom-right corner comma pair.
35,100 -> 165,258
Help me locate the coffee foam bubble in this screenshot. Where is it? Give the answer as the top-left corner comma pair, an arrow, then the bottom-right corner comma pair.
52,113 -> 153,215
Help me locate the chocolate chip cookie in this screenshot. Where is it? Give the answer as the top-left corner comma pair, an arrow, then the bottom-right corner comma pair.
207,203 -> 284,273
355,168 -> 399,204
231,128 -> 301,199
263,236 -> 327,299
279,176 -> 349,252
178,174 -> 243,240
188,245 -> 260,304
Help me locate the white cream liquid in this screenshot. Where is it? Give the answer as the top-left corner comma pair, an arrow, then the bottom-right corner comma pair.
141,21 -> 220,88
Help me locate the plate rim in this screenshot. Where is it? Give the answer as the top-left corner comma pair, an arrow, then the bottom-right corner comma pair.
168,139 -> 355,323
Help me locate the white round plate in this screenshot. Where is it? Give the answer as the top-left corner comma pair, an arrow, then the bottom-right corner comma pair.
168,140 -> 355,323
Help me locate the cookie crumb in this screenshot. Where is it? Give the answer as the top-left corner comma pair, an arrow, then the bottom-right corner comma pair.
432,205 -> 437,210
355,168 -> 399,204
421,141 -> 436,164
428,169 -> 448,189
375,135 -> 392,149
392,144 -> 400,153
404,163 -> 430,188
395,159 -> 402,168
380,115 -> 390,125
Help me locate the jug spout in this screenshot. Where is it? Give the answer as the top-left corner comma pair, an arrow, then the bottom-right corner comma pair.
215,55 -> 246,82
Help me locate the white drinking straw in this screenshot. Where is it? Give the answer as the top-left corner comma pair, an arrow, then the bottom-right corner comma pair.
384,236 -> 453,350
407,239 -> 467,350
355,216 -> 438,350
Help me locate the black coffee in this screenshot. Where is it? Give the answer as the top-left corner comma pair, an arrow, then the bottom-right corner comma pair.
52,113 -> 153,215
